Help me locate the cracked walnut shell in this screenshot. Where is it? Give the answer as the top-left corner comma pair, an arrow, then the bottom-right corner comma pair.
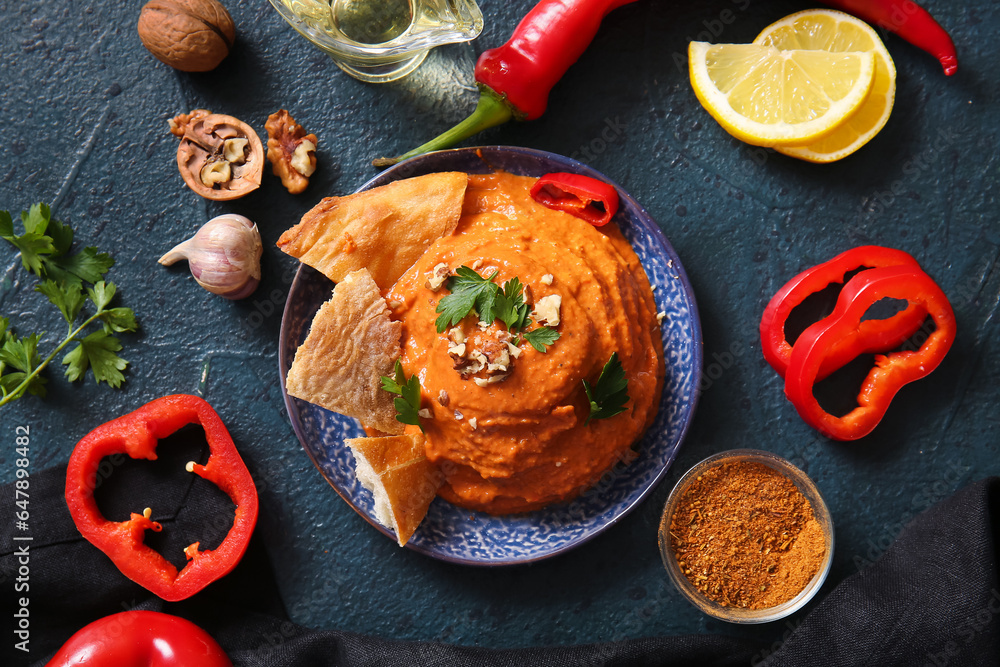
138,0 -> 236,72
169,109 -> 264,201
265,110 -> 317,195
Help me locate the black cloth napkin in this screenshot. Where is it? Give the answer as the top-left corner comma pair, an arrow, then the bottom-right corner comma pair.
4,462 -> 1000,667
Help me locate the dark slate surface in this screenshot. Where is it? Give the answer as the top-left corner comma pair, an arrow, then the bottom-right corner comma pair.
1,0 -> 997,652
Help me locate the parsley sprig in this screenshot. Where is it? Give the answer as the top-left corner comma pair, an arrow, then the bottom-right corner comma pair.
0,204 -> 138,407
583,352 -> 630,425
434,266 -> 560,353
380,360 -> 424,432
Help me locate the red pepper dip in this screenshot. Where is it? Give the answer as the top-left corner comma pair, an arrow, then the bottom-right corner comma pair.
386,171 -> 664,515
668,460 -> 827,609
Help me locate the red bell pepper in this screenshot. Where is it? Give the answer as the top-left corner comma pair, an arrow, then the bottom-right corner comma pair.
783,265 -> 956,441
65,394 -> 258,601
530,172 -> 620,226
819,0 -> 957,75
373,0 -> 638,166
46,611 -> 231,667
760,245 -> 927,380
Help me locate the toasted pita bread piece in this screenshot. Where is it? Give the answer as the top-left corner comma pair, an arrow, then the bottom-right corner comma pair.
277,171 -> 467,290
286,268 -> 403,434
346,434 -> 443,546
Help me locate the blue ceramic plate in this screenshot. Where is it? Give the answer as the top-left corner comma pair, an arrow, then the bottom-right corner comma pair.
279,146 -> 702,565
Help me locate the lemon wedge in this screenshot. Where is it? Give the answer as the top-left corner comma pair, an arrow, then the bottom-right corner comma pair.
688,41 -> 876,147
755,9 -> 896,162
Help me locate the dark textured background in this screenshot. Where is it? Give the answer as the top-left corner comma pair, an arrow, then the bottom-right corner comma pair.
1,0 -> 997,656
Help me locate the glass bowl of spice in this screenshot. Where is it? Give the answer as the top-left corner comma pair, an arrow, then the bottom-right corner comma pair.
658,449 -> 834,623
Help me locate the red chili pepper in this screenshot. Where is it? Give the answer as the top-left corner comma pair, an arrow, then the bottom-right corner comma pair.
760,245 -> 927,380
64,394 -> 258,602
783,265 -> 956,441
373,0 -> 638,166
819,0 -> 957,75
530,172 -> 620,226
46,611 -> 231,667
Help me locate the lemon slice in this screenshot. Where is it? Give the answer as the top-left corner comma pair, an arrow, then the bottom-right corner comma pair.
755,9 -> 896,162
688,41 -> 875,147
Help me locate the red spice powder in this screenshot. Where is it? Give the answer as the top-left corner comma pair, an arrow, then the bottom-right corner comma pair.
669,460 -> 827,609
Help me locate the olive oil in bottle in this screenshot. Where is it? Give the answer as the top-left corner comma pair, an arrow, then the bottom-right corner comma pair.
274,0 -> 483,82
332,0 -> 413,44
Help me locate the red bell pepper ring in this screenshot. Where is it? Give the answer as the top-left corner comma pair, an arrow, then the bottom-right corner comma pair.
760,245 -> 928,380
784,265 -> 956,441
65,394 -> 258,602
46,610 -> 231,667
530,172 -> 620,226
819,0 -> 957,75
373,0 -> 638,166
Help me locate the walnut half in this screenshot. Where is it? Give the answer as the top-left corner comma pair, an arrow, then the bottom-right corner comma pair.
169,109 -> 264,201
265,109 -> 318,195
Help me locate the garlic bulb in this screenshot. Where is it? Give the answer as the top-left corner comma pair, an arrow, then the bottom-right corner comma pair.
158,214 -> 263,299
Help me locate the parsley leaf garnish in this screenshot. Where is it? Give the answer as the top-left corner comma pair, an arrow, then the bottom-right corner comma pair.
435,266 -> 499,332
523,327 -> 561,353
0,204 -> 137,408
62,328 -> 129,387
434,266 -> 560,352
583,352 -> 630,425
0,320 -> 47,400
380,359 -> 424,432
494,277 -> 532,332
1,204 -> 114,285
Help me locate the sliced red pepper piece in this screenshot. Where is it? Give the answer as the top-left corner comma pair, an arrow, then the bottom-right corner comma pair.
47,611 -> 231,667
784,265 -> 956,441
64,394 -> 258,601
529,172 -> 620,226
760,245 -> 927,380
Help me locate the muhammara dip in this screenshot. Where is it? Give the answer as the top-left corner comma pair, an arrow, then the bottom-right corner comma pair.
386,171 -> 665,514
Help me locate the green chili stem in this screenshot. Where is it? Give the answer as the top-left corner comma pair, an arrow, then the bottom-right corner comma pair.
372,87 -> 514,168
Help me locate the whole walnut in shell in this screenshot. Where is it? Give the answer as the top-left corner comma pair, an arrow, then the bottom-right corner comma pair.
138,0 -> 236,72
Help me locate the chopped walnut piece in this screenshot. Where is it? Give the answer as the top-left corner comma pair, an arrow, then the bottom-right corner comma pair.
468,417 -> 478,430
265,109 -> 318,195
541,273 -> 554,286
437,389 -> 449,406
454,410 -> 464,421
533,294 -> 562,327
418,408 -> 432,419
450,323 -> 517,383
426,263 -> 451,291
